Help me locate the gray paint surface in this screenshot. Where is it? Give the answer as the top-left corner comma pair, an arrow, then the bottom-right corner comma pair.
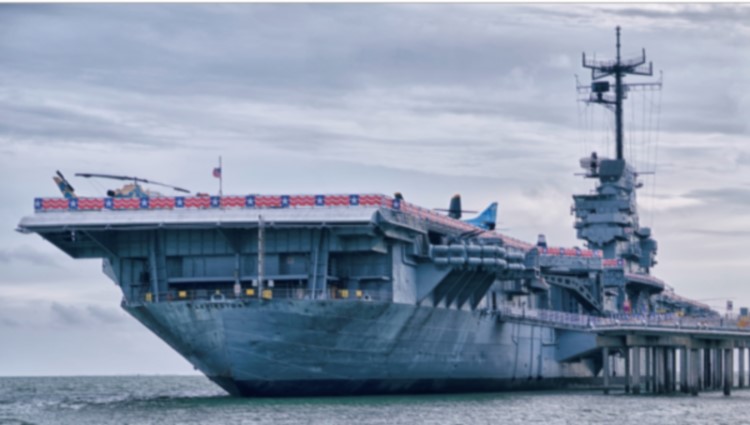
126,299 -> 595,396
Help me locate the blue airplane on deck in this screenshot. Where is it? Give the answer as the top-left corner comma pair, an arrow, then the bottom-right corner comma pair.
431,194 -> 498,231
463,202 -> 498,230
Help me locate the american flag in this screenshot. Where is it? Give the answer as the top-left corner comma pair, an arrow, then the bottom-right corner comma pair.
213,167 -> 221,178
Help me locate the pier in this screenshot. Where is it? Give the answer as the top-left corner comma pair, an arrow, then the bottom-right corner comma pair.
493,306 -> 750,396
598,327 -> 750,396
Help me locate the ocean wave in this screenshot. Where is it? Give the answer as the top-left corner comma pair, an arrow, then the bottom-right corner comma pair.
0,417 -> 39,425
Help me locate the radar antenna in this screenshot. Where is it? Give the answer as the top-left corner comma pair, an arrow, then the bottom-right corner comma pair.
580,26 -> 661,160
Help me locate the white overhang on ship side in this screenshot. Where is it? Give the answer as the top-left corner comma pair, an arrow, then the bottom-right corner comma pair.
17,206 -> 382,232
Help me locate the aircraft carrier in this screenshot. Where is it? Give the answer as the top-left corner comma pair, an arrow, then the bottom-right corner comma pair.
17,28 -> 715,396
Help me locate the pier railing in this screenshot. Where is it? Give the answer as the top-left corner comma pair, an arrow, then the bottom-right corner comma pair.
494,306 -> 750,334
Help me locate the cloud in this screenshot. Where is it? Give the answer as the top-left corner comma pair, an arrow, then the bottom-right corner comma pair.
2,3 -> 746,170
0,245 -> 60,268
50,302 -> 85,326
637,194 -> 701,212
86,305 -> 126,324
48,303 -> 126,327
683,187 -> 750,207
604,4 -> 750,30
0,317 -> 20,328
687,229 -> 750,238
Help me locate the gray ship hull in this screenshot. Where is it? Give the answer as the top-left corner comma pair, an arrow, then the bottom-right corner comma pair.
124,299 -> 598,396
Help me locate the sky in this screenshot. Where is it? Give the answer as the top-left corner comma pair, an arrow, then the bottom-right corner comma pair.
0,3 -> 749,376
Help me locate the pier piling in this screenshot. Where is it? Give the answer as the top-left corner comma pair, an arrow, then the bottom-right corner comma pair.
724,348 -> 733,396
739,347 -> 745,389
680,348 -> 688,393
667,348 -> 672,393
645,347 -> 653,392
624,348 -> 631,394
667,348 -> 673,393
633,347 -> 641,395
669,347 -> 677,393
697,349 -> 703,390
704,348 -> 711,391
602,347 -> 610,395
655,347 -> 664,393
690,348 -> 700,396
651,347 -> 659,394
632,347 -> 641,394
715,348 -> 723,390
710,349 -> 717,390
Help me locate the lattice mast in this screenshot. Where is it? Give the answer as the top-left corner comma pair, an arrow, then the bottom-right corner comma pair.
582,26 -> 654,160
573,27 -> 663,278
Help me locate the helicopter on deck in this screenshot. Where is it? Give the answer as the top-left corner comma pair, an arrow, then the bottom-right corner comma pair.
52,172 -> 192,199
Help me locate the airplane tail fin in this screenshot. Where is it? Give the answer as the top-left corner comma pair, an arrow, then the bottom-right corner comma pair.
448,194 -> 462,219
464,202 -> 497,230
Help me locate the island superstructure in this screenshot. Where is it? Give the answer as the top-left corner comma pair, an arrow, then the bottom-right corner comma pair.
17,28 -> 716,396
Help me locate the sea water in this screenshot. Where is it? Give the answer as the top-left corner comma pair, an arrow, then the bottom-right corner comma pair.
0,375 -> 747,425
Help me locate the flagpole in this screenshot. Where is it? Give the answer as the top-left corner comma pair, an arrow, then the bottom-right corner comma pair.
219,155 -> 223,198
